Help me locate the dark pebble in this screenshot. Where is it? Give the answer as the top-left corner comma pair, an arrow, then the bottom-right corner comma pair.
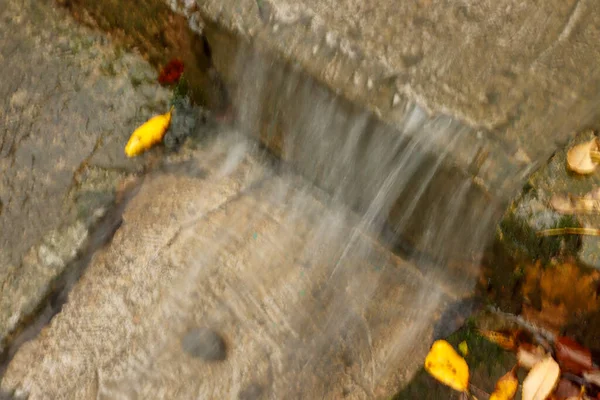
181,327 -> 227,361
238,383 -> 264,400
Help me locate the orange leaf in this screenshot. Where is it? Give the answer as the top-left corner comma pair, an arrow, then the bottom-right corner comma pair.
478,329 -> 517,351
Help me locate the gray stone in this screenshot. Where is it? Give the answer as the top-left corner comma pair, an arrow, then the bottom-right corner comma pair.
0,0 -> 173,355
167,0 -> 600,197
181,327 -> 227,361
0,134 -> 471,399
238,383 -> 265,400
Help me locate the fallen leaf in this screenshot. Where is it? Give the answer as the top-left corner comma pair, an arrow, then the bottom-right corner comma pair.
424,340 -> 469,392
125,106 -> 174,158
556,336 -> 593,375
567,138 -> 599,175
459,340 -> 469,356
158,58 -> 184,85
490,369 -> 518,400
517,344 -> 547,370
554,378 -> 580,399
478,329 -> 517,351
522,357 -> 560,400
537,227 -> 600,237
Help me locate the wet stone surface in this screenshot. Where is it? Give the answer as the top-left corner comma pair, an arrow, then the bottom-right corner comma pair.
0,132 -> 469,399
0,0 -> 178,355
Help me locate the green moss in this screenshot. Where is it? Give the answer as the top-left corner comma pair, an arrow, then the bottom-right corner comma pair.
170,76 -> 191,107
498,195 -> 580,263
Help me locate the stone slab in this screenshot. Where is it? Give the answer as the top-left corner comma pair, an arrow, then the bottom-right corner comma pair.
1,136 -> 472,399
167,0 -> 600,196
0,0 -> 180,357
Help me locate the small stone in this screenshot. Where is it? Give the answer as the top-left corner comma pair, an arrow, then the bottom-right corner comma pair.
238,383 -> 264,400
181,327 -> 227,361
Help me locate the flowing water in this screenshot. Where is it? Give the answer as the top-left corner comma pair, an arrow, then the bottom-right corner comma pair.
4,1 -> 600,398
93,49 -> 505,398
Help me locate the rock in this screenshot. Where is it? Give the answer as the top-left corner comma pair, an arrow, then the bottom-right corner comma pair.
181,327 -> 227,361
164,95 -> 205,152
238,383 -> 265,400
64,0 -> 600,265
0,0 -> 179,362
0,133 -> 471,399
489,128 -> 600,334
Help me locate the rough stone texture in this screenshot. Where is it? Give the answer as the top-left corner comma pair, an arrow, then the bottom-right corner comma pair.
171,0 -> 600,197
56,0 -> 229,113
0,0 -> 174,354
0,134 -> 472,399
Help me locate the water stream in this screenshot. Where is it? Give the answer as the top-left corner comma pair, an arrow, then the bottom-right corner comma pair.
94,50 -> 504,398
4,1 -> 600,397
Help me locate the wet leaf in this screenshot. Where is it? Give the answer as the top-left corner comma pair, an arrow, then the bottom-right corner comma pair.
522,357 -> 560,400
459,340 -> 469,356
478,329 -> 517,351
517,344 -> 547,370
125,106 -> 174,158
158,58 -> 184,85
567,139 -> 599,175
537,227 -> 600,237
424,340 -> 469,392
489,369 -> 518,400
556,336 -> 593,375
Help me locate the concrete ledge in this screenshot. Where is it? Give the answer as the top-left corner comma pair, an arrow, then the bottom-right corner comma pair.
60,0 -> 600,260
170,0 -> 600,199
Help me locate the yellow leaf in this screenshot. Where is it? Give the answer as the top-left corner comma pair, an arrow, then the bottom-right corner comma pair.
458,341 -> 468,356
424,340 -> 469,392
125,106 -> 174,157
566,137 -> 599,175
489,370 -> 518,400
522,357 -> 560,400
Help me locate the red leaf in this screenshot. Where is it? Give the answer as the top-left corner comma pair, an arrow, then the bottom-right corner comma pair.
556,336 -> 593,375
158,58 -> 184,85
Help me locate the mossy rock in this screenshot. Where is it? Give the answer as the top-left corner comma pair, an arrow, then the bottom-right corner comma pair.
488,128 -> 600,333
